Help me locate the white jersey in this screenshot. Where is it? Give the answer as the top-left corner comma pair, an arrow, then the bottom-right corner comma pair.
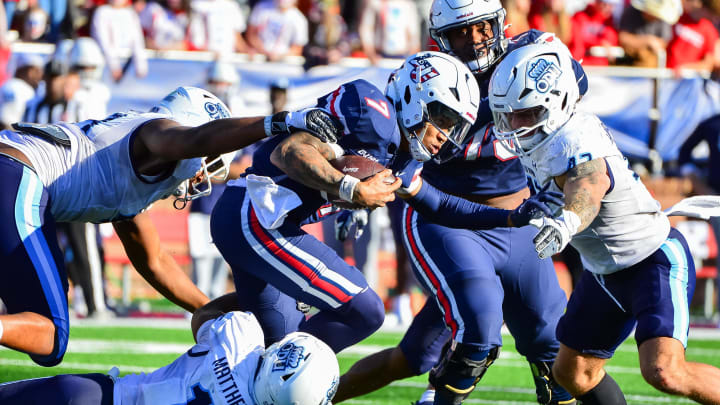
0,111 -> 202,222
114,311 -> 264,405
520,112 -> 670,274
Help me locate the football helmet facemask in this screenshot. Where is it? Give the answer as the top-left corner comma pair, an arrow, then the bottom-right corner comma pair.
151,86 -> 235,206
429,0 -> 507,75
489,43 -> 579,156
386,51 -> 480,162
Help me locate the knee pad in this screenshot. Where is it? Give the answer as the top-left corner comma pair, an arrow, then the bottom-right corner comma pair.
530,361 -> 576,405
429,342 -> 499,405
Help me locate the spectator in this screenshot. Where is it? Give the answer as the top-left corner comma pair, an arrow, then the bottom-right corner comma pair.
0,54 -> 44,129
503,0 -> 531,38
618,0 -> 681,66
358,0 -> 420,64
667,0 -> 719,72
302,0 -> 351,69
358,0 -> 421,60
246,0 -> 308,61
677,114 -> 720,326
14,0 -> 48,42
569,0 -> 621,65
187,0 -> 248,55
90,0 -> 148,82
528,0 -> 572,43
139,0 -> 190,50
206,59 -> 245,115
23,59 -> 80,123
67,37 -> 110,121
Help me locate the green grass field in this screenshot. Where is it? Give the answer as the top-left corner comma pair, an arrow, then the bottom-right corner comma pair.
1,321 -> 718,404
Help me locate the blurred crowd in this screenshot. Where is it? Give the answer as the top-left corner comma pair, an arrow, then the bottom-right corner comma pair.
0,0 -> 718,75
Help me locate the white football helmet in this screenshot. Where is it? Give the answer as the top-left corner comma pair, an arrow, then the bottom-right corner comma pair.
429,0 -> 507,75
489,42 -> 579,156
69,37 -> 106,81
151,86 -> 235,205
253,332 -> 339,405
386,51 -> 480,162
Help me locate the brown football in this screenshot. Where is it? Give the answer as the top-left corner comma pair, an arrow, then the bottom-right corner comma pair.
329,155 -> 395,183
326,155 -> 397,205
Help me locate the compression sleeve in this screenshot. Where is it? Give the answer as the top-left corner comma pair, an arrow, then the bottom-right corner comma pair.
406,181 -> 511,229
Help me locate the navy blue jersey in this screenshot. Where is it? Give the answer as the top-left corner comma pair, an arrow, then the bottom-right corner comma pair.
422,30 -> 588,198
246,79 -> 409,224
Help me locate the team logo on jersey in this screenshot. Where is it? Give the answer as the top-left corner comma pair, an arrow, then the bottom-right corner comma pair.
527,58 -> 561,93
408,57 -> 439,83
272,342 -> 305,371
204,102 -> 231,120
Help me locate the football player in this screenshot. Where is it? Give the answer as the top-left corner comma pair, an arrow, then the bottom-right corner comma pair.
210,51 -> 562,356
0,85 -> 339,367
490,42 -> 720,405
0,293 -> 340,405
334,1 -> 583,404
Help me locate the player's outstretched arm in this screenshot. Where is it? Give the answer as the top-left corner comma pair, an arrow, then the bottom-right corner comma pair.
270,132 -> 400,208
132,117 -> 268,174
191,292 -> 241,342
404,178 -> 563,229
113,212 -> 210,313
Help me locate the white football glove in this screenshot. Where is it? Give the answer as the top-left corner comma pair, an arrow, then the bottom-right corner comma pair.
529,210 -> 581,260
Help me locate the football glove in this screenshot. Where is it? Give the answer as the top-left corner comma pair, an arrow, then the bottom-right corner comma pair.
334,209 -> 369,242
267,108 -> 344,143
509,188 -> 565,228
529,210 -> 581,259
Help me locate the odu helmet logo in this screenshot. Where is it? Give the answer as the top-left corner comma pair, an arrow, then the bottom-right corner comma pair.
527,58 -> 561,94
408,57 -> 439,83
271,342 -> 305,371
204,101 -> 230,120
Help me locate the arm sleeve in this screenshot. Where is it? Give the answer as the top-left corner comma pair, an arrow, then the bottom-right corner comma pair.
406,180 -> 511,229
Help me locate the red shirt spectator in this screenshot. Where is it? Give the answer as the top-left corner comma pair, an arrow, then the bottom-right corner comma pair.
569,0 -> 620,65
667,3 -> 718,70
528,0 -> 572,43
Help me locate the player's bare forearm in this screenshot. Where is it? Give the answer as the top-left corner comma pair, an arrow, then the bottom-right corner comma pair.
270,131 -> 344,195
191,292 -> 241,341
557,158 -> 610,232
138,117 -> 267,165
113,213 -> 210,313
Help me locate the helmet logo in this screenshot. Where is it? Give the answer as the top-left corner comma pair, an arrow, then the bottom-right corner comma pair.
204,101 -> 230,120
272,342 -> 305,371
409,57 -> 439,83
527,58 -> 560,93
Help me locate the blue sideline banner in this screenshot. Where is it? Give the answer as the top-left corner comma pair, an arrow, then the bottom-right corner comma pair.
12,52 -> 720,161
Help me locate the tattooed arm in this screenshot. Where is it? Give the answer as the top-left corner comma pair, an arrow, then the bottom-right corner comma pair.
270,131 -> 400,208
554,158 -> 611,233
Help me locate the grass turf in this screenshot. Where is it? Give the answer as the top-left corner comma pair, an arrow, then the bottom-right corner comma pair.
0,324 -> 718,404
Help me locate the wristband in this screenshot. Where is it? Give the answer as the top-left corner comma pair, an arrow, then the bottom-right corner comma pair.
263,115 -> 273,137
559,209 -> 581,236
339,175 -> 360,202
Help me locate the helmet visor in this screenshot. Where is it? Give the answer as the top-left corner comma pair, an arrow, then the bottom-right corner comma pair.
426,101 -> 472,149
493,106 -> 549,153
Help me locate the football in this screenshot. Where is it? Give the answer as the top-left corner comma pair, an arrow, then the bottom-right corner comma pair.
329,154 -> 396,184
